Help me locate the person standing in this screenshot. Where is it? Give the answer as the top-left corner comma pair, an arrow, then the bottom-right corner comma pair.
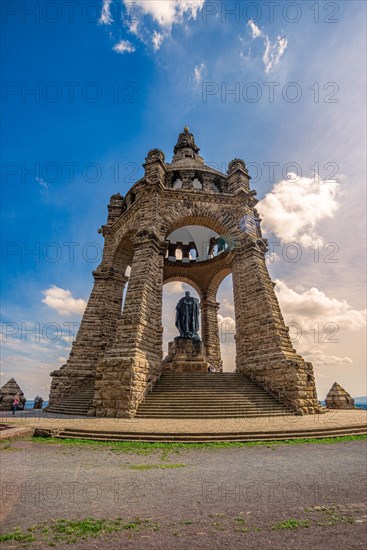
12,393 -> 20,415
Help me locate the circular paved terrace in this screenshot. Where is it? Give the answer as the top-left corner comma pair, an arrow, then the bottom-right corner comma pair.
1,409 -> 366,442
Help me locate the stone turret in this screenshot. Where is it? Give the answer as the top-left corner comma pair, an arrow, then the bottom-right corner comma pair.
325,382 -> 355,409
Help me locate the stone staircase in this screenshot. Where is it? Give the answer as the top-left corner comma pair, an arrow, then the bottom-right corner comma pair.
135,372 -> 294,419
45,381 -> 95,416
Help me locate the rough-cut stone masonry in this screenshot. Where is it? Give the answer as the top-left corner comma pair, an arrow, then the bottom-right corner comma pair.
48,128 -> 322,417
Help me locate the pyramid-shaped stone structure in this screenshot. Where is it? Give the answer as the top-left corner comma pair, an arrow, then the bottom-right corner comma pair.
325,382 -> 355,409
0,378 -> 26,410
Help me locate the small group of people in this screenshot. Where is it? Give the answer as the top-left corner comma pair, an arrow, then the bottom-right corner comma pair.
11,394 -> 44,415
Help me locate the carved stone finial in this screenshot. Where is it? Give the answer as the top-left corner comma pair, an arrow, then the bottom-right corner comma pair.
227,158 -> 247,173
146,148 -> 165,162
184,126 -> 189,133
110,192 -> 123,202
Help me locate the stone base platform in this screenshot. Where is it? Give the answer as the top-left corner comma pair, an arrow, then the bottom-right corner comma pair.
162,338 -> 211,373
3,410 -> 366,443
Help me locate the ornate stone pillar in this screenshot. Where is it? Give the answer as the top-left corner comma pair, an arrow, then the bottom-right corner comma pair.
201,298 -> 223,372
48,267 -> 128,405
232,237 -> 320,414
94,230 -> 165,417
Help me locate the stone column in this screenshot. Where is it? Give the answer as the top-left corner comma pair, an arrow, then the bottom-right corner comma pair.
201,298 -> 223,372
94,231 -> 165,417
232,238 -> 320,414
48,267 -> 128,405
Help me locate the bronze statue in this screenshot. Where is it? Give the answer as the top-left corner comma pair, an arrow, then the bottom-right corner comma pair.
175,291 -> 200,340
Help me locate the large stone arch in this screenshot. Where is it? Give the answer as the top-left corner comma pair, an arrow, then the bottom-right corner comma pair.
206,267 -> 233,302
163,275 -> 203,299
162,208 -> 238,244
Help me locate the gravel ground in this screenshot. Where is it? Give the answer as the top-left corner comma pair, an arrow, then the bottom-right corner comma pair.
1,438 -> 366,549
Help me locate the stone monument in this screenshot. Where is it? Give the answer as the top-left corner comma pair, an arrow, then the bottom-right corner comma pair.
163,291 -> 211,373
48,127 -> 322,417
0,378 -> 26,411
325,382 -> 355,409
175,291 -> 200,340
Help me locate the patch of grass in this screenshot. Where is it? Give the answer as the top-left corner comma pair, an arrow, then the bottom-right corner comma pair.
272,518 -> 311,530
305,505 -> 355,526
31,434 -> 367,456
129,463 -> 186,470
0,528 -> 35,543
234,517 -> 247,525
0,517 -> 160,546
321,514 -> 354,526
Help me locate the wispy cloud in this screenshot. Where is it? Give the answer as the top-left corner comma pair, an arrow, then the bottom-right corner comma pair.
99,0 -> 113,25
113,39 -> 136,54
257,174 -> 340,246
35,176 -> 48,188
248,19 -> 262,39
193,62 -> 206,84
263,35 -> 288,73
152,30 -> 165,52
246,20 -> 288,72
42,286 -> 87,316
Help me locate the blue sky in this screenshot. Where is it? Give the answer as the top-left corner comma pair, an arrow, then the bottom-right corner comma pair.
1,0 -> 366,399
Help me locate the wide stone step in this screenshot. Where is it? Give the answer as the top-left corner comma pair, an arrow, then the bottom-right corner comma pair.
53,428 -> 367,442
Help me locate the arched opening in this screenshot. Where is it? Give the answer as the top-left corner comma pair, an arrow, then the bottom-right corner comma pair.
162,280 -> 201,359
216,274 -> 236,372
166,225 -> 228,263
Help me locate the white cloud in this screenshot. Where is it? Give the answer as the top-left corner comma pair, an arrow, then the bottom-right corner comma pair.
263,35 -> 288,73
99,0 -> 113,25
275,279 -> 366,332
248,19 -> 262,39
257,174 -> 340,245
113,39 -> 136,54
152,30 -> 164,51
42,286 -> 87,317
246,20 -> 288,72
101,1 -> 206,54
274,279 -> 366,373
193,62 -> 206,84
164,281 -> 188,295
124,0 -> 205,29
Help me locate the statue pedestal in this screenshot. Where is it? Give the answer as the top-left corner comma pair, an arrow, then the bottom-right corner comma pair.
162,339 -> 211,373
